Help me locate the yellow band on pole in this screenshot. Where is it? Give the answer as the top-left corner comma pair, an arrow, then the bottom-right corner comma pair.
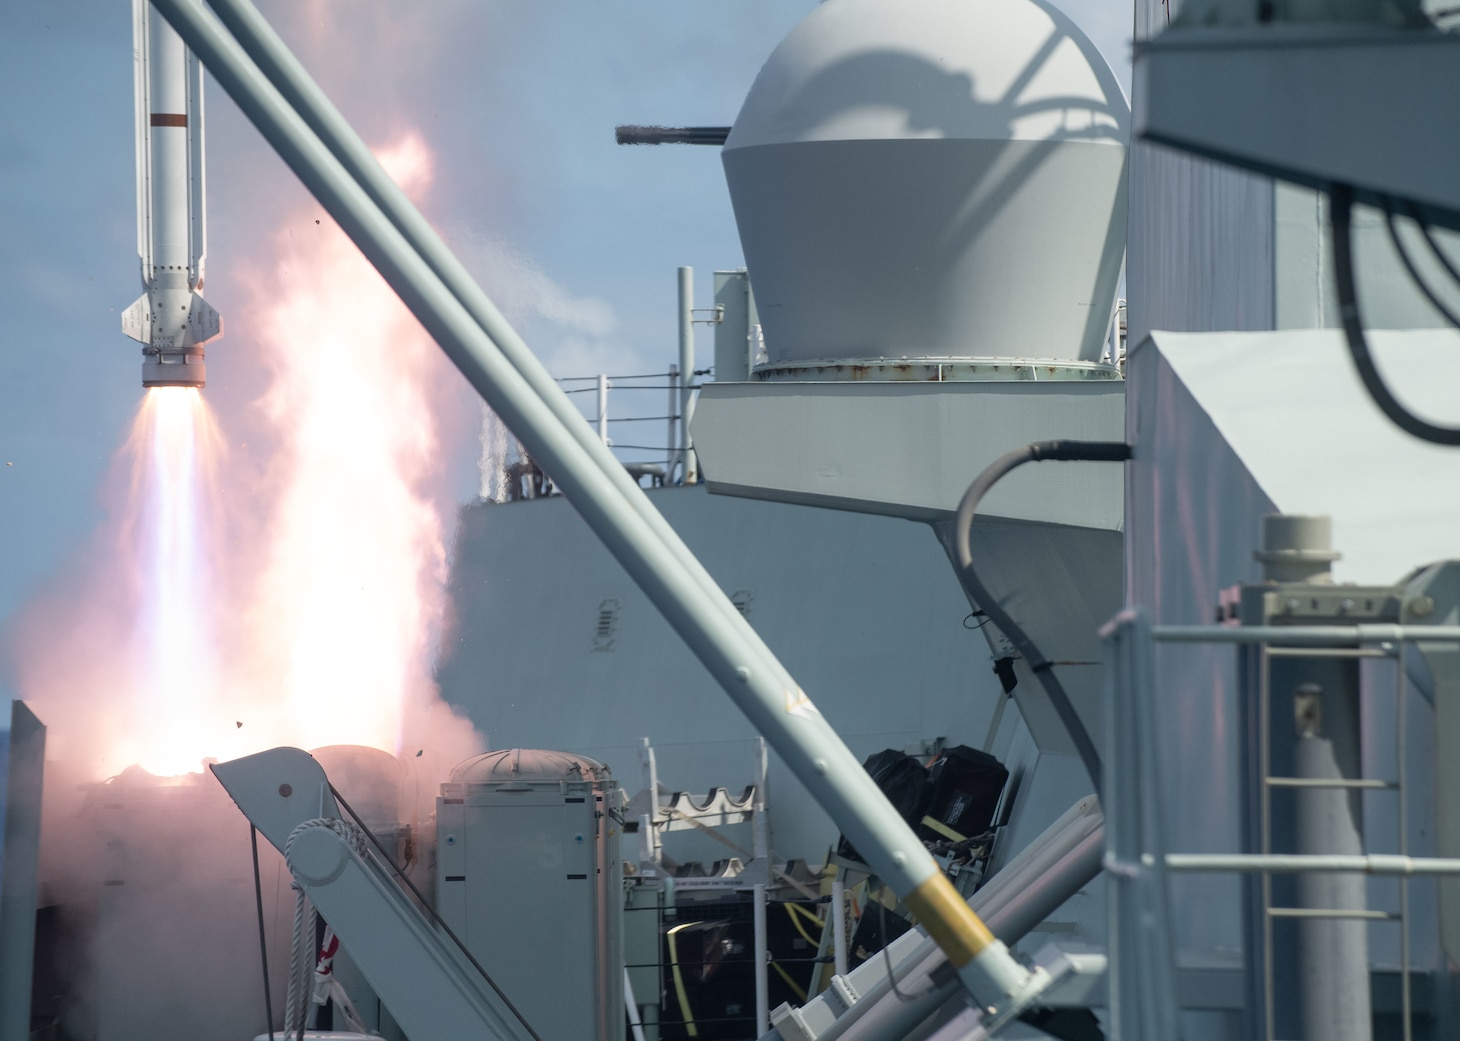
904,871 -> 996,968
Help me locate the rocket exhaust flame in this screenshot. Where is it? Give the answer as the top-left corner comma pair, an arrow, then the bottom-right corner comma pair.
9,389 -> 226,778
236,131 -> 467,759
132,387 -> 223,775
14,131 -> 478,784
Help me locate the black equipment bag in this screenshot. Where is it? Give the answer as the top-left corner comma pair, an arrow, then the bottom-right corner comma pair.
921,745 -> 1008,841
835,749 -> 932,863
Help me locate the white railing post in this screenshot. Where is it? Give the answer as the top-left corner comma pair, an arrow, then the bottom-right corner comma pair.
831,875 -> 849,978
666,365 -> 679,482
753,883 -> 769,1038
596,374 -> 610,446
678,268 -> 697,483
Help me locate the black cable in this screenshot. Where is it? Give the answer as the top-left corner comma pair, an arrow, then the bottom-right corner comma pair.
1409,200 -> 1460,290
876,896 -> 918,1003
561,385 -> 689,393
251,825 -> 277,1041
1331,185 -> 1460,446
558,372 -> 700,383
1381,201 -> 1460,329
952,440 -> 1131,797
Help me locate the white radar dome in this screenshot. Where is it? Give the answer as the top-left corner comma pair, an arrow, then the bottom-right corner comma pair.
722,0 -> 1129,376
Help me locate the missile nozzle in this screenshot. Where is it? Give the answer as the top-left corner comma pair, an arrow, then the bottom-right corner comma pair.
142,348 -> 207,389
126,291 -> 220,390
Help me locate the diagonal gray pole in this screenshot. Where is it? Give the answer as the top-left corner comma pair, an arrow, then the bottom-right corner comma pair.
152,0 -> 1034,1007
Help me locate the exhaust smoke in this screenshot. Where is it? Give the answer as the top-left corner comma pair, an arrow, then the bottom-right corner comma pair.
12,130 -> 479,784
9,127 -> 484,1039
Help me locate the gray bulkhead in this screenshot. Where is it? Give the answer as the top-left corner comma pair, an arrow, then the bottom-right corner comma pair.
436,485 -> 1015,866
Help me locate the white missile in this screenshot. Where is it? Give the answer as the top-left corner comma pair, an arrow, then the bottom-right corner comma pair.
122,0 -> 221,389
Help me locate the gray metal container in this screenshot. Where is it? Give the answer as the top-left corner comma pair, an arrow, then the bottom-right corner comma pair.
437,749 -> 624,1041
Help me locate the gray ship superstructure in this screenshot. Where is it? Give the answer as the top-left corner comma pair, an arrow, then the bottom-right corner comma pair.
5,0 -> 1460,1039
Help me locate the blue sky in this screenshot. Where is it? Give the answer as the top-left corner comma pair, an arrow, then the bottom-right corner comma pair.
0,0 -> 1132,693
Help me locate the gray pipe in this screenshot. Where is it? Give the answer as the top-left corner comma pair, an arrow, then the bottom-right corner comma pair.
1293,680 -> 1373,1041
812,799 -> 1105,1041
0,704 -> 46,1041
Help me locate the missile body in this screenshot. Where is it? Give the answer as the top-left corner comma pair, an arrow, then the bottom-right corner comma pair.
123,0 -> 221,388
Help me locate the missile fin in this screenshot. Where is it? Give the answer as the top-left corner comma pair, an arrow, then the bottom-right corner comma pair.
187,293 -> 222,345
122,294 -> 152,345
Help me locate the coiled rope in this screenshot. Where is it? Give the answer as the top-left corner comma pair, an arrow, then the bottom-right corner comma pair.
282,818 -> 367,1040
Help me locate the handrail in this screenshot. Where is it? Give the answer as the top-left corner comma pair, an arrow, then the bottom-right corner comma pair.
1152,624 -> 1460,645
1162,853 -> 1460,876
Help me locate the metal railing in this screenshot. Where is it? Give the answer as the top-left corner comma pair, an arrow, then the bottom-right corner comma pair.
622,894 -> 835,1041
1100,612 -> 1460,1041
1100,608 -> 1181,1041
486,367 -> 713,501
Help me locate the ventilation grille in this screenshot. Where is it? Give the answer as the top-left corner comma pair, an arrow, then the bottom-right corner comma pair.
593,598 -> 621,652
